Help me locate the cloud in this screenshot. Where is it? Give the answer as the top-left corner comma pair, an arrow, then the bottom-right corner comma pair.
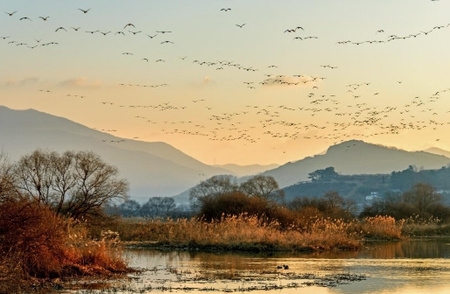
58,77 -> 102,89
1,77 -> 39,87
202,76 -> 216,86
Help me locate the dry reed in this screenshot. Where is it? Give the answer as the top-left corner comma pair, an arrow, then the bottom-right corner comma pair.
360,215 -> 404,240
118,214 -> 362,251
0,200 -> 129,291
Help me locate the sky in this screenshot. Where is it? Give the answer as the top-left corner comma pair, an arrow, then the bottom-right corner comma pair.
1,0 -> 450,166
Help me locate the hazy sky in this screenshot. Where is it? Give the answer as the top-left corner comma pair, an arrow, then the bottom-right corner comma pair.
1,0 -> 450,165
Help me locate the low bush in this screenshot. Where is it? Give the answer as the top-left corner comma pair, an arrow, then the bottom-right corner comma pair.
0,199 -> 128,291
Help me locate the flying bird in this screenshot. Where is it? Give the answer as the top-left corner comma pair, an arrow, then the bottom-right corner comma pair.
55,27 -> 67,32
19,16 -> 32,21
128,30 -> 142,35
284,26 -> 303,33
161,40 -> 174,44
39,16 -> 50,21
123,23 -> 135,29
156,30 -> 172,34
5,11 -> 16,16
236,23 -> 246,28
78,8 -> 91,14
220,8 -> 231,12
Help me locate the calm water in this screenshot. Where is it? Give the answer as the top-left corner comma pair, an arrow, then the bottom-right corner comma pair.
74,238 -> 450,294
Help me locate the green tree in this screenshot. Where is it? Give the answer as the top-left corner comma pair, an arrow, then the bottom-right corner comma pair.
307,167 -> 338,182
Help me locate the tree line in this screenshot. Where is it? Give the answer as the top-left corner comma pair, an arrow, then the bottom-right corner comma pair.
186,173 -> 450,225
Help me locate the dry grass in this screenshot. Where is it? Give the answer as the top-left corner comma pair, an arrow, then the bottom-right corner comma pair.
0,200 -> 129,291
117,214 -> 362,251
63,225 -> 128,276
401,214 -> 450,236
360,215 -> 404,240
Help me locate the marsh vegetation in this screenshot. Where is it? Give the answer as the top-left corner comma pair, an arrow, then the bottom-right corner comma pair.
2,150 -> 450,292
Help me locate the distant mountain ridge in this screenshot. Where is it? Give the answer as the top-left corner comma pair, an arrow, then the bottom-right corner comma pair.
424,147 -> 450,159
0,106 -> 234,200
259,140 -> 450,188
3,106 -> 450,203
214,163 -> 279,177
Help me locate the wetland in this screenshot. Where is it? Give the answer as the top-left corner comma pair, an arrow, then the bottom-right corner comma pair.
71,238 -> 450,294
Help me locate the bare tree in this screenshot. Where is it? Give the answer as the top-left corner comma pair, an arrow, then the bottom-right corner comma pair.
13,150 -> 129,219
239,175 -> 284,202
403,182 -> 443,214
189,175 -> 238,210
118,199 -> 141,217
141,196 -> 176,218
13,150 -> 54,204
0,151 -> 16,202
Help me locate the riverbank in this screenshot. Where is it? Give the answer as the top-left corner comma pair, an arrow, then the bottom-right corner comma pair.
112,214 -> 405,253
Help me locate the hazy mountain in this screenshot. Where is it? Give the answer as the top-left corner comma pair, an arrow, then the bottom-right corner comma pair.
213,163 -> 280,177
260,140 -> 450,188
423,147 -> 450,159
0,106 -> 233,201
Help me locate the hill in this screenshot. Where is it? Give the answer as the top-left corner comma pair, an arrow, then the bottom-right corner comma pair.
213,163 -> 279,177
0,106 -> 233,201
260,140 -> 450,188
424,147 -> 450,159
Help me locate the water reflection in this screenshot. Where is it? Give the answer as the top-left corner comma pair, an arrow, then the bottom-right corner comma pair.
74,239 -> 450,294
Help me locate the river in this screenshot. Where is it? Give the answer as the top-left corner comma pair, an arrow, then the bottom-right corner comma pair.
73,238 -> 450,294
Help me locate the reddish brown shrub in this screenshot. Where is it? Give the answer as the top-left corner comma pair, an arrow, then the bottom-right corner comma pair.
0,199 -> 128,287
0,199 -> 67,278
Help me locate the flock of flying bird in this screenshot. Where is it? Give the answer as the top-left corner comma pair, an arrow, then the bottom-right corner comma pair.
1,4 -> 450,156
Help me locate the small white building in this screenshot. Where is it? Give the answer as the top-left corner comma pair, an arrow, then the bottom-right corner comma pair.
365,192 -> 380,201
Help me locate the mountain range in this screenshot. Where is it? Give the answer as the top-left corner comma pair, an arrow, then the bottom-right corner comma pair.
259,140 -> 450,188
0,106 -> 234,201
2,105 -> 450,203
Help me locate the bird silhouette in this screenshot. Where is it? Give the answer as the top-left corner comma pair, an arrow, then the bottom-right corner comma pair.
39,16 -> 50,21
128,30 -> 142,35
123,23 -> 135,29
236,23 -> 246,28
78,8 -> 91,14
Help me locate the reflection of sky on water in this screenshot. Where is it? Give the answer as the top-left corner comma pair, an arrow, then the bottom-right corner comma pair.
121,239 -> 450,294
